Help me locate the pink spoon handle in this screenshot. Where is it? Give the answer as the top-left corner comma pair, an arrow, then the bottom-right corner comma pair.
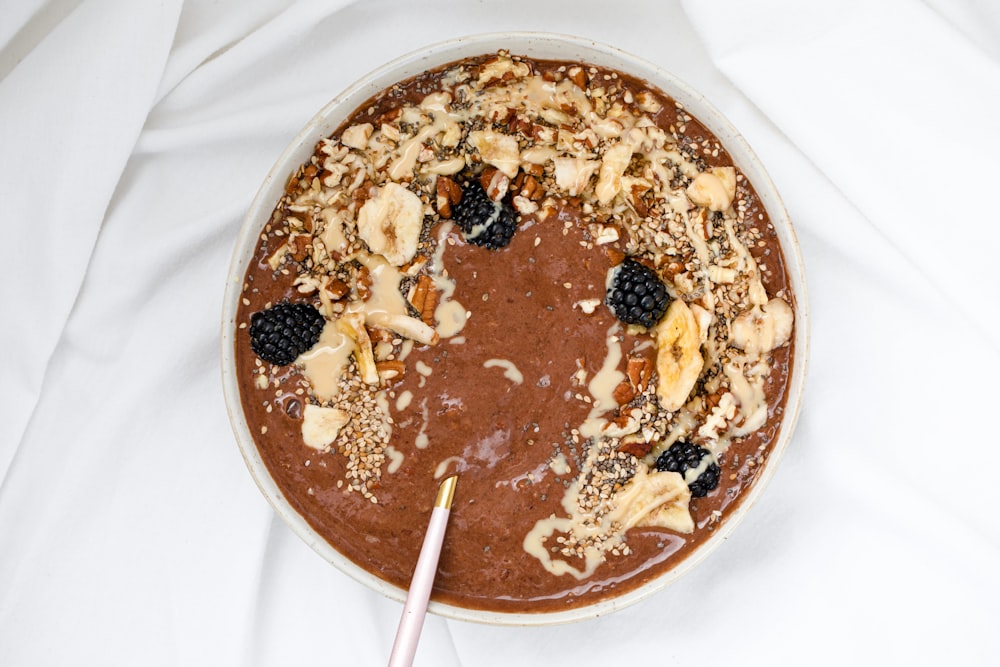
388,475 -> 457,667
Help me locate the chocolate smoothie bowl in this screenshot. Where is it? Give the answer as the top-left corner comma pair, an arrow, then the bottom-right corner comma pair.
221,34 -> 808,625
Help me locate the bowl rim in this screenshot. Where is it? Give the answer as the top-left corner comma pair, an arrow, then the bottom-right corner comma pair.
220,30 -> 810,627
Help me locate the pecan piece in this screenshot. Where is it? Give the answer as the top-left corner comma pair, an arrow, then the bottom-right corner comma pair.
522,163 -> 544,178
659,259 -> 686,281
606,247 -> 627,267
436,176 -> 462,218
613,379 -> 636,406
480,166 -> 510,201
352,178 -> 375,207
629,184 -> 650,217
618,436 -> 655,459
324,278 -> 349,301
517,174 -> 544,201
376,359 -> 406,382
290,235 -> 311,262
369,327 -> 395,343
703,389 -> 725,413
408,274 -> 439,326
377,107 -> 402,125
508,113 -> 534,136
626,355 -> 653,392
356,264 -> 372,300
567,65 -> 588,90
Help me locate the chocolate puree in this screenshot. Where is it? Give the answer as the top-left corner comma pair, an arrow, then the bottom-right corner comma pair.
235,54 -> 795,614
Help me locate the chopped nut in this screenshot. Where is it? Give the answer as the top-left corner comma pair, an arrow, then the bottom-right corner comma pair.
567,65 -> 588,90
368,327 -> 395,343
376,359 -> 406,381
693,208 -> 711,241
618,435 -> 655,459
267,242 -> 290,270
704,389 -> 724,413
629,183 -> 650,217
626,355 -> 652,391
593,225 -> 620,245
380,122 -> 401,143
324,278 -> 349,301
436,176 -> 462,218
522,162 -> 544,178
351,178 -> 374,207
290,235 -> 311,262
512,195 -> 539,215
635,90 -> 662,113
356,264 -> 372,300
408,274 -> 439,326
613,379 -> 636,406
606,247 -> 626,267
507,112 -> 534,136
480,166 -> 510,201
517,174 -> 544,201
477,55 -> 531,86
659,259 -> 685,281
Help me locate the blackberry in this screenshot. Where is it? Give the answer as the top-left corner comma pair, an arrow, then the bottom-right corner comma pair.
606,258 -> 670,329
249,302 -> 324,366
654,440 -> 721,498
452,179 -> 518,249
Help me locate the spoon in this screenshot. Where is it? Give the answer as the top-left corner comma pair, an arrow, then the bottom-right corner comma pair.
387,475 -> 458,667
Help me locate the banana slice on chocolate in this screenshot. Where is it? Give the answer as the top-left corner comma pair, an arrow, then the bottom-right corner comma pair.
615,466 -> 694,534
337,309 -> 379,385
468,129 -> 520,178
686,166 -> 737,212
301,404 -> 350,450
553,157 -> 600,197
595,143 -> 633,204
731,297 -> 793,356
654,299 -> 705,411
356,182 -> 423,266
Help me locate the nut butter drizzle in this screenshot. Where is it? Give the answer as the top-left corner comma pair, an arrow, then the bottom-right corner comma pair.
247,52 -> 794,582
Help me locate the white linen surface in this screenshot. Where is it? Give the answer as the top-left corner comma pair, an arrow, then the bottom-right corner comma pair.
1,0 -> 998,664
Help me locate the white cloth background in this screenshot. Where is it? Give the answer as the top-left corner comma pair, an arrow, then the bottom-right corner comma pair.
2,0 -> 998,664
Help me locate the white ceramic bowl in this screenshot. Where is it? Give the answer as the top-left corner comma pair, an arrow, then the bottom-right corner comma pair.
221,32 -> 809,626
